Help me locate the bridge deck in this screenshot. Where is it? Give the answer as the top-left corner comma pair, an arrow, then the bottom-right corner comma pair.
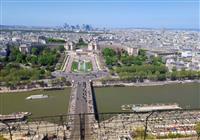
68,80 -> 96,140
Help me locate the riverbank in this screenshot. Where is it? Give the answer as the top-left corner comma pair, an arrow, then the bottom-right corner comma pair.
0,85 -> 71,94
1,79 -> 199,94
0,76 -> 72,94
93,79 -> 200,87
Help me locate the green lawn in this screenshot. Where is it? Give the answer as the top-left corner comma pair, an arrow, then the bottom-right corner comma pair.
86,62 -> 93,71
71,61 -> 78,72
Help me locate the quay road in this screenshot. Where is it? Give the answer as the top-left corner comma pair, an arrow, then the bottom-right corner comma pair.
52,70 -> 109,81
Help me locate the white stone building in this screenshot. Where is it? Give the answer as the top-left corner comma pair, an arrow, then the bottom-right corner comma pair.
126,46 -> 138,56
19,44 -> 31,54
181,51 -> 192,58
64,42 -> 74,51
88,41 -> 98,51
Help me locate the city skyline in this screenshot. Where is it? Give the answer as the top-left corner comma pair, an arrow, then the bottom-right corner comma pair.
1,0 -> 199,29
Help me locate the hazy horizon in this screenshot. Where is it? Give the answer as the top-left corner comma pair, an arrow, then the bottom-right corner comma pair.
1,0 -> 200,29
1,24 -> 200,31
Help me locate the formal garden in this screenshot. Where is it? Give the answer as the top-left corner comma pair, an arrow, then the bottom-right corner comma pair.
71,60 -> 93,73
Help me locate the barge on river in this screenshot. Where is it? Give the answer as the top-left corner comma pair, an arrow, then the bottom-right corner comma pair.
26,94 -> 48,100
121,103 -> 182,112
0,112 -> 31,122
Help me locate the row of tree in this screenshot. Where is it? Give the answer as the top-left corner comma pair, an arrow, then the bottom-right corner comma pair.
3,46 -> 62,67
0,64 -> 51,85
0,45 -> 65,85
102,47 -> 200,82
102,48 -> 118,66
47,38 -> 66,43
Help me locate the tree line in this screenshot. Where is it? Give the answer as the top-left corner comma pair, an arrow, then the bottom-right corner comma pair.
102,48 -> 200,82
0,45 -> 65,86
47,38 -> 66,43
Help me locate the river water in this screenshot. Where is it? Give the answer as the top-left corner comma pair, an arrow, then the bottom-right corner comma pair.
94,83 -> 200,113
0,88 -> 71,117
0,83 -> 199,117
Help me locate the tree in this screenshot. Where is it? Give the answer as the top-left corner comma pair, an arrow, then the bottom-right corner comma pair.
31,47 -> 39,55
38,55 -> 48,66
151,56 -> 163,66
16,53 -> 26,63
170,72 -> 177,80
8,47 -> 20,61
157,74 -> 166,81
147,71 -> 157,81
47,38 -> 66,43
121,55 -> 134,66
30,56 -> 38,65
102,48 -> 116,57
105,56 -> 117,66
133,57 -> 143,65
58,45 -> 65,53
195,122 -> 200,139
26,55 -> 32,62
172,67 -> 177,72
138,49 -> 146,56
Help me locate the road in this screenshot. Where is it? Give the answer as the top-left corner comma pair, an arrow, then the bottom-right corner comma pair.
52,70 -> 109,81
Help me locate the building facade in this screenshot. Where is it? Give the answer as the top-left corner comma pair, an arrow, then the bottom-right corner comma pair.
19,44 -> 31,54
126,47 -> 138,56
88,41 -> 98,51
64,42 -> 74,51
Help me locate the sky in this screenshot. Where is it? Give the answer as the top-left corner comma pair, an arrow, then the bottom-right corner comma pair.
1,0 -> 200,29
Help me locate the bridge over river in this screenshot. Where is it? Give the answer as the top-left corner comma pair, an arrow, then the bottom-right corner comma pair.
67,76 -> 98,140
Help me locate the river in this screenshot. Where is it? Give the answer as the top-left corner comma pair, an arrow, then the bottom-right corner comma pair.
94,83 -> 200,113
0,83 -> 199,117
0,88 -> 71,117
